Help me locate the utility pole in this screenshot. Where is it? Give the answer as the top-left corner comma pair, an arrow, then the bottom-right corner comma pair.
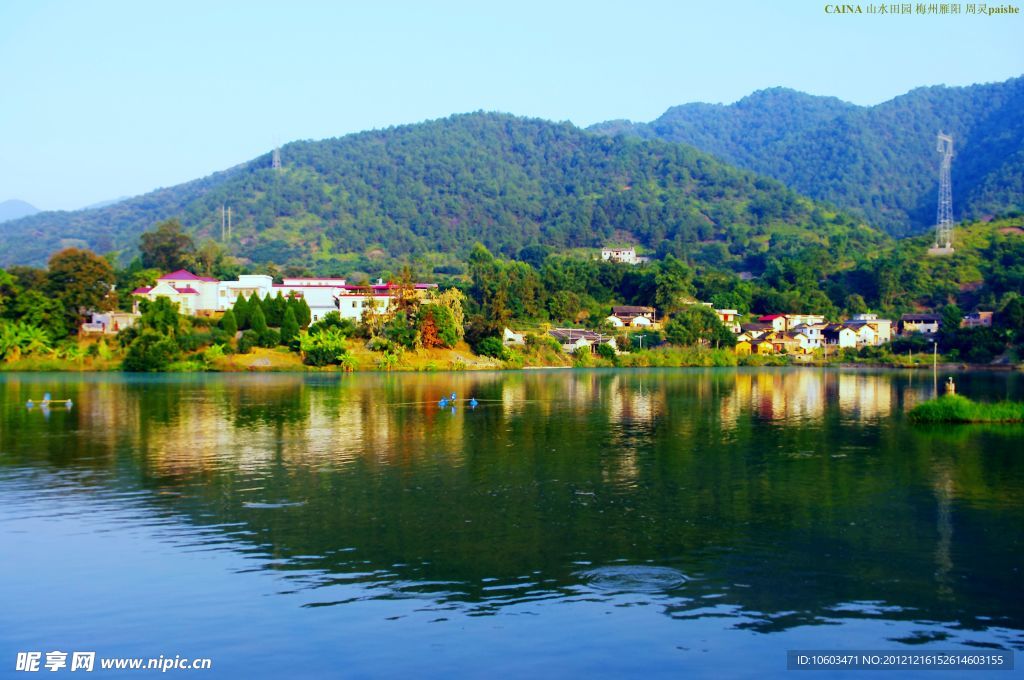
221,205 -> 226,241
227,206 -> 232,242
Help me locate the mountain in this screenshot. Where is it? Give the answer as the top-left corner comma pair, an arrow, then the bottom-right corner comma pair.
82,196 -> 130,210
0,113 -> 886,271
590,77 -> 1024,237
0,199 -> 39,223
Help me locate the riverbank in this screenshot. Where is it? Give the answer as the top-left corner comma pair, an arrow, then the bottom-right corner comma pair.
3,344 -> 1021,373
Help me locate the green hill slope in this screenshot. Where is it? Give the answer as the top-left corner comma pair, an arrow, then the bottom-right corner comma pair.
0,113 -> 885,270
590,77 -> 1024,237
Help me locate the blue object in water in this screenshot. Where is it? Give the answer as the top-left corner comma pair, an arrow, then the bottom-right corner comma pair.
450,392 -> 457,401
43,392 -> 51,402
67,399 -> 73,409
439,398 -> 448,408
26,399 -> 34,409
450,406 -> 456,414
469,398 -> 478,409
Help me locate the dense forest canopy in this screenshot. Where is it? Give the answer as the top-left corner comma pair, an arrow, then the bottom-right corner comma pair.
0,113 -> 884,272
590,77 -> 1024,237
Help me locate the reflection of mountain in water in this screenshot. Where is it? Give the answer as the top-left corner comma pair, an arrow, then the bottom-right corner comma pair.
2,369 -> 1023,637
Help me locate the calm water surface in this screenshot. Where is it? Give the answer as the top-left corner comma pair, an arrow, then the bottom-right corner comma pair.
1,369 -> 1022,678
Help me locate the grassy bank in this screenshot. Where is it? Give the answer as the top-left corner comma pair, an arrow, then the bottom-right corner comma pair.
909,394 -> 1024,423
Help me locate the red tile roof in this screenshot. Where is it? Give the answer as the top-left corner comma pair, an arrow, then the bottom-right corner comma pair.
175,287 -> 200,295
158,269 -> 218,282
131,287 -> 152,295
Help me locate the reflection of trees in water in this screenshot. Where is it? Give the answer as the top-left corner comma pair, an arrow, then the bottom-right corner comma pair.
1,370 -> 1023,634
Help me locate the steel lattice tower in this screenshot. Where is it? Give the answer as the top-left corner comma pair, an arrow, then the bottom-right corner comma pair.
935,132 -> 954,249
272,147 -> 282,170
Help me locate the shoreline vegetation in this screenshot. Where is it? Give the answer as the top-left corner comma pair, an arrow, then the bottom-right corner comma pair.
909,394 -> 1024,423
2,343 -> 1020,374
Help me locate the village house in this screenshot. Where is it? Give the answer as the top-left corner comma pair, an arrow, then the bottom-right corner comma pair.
823,323 -> 858,350
770,332 -> 813,355
850,313 -> 893,344
757,314 -> 788,332
134,270 -> 437,323
600,247 -> 648,265
784,313 -> 827,330
735,337 -> 774,356
843,320 -> 878,347
81,311 -> 140,335
790,322 -> 826,350
606,305 -> 658,328
900,313 -> 941,335
502,328 -> 526,347
549,328 -> 617,354
739,322 -> 773,339
714,309 -> 741,333
961,311 -> 994,328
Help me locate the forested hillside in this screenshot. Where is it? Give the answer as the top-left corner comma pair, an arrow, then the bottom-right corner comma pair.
0,113 -> 884,271
590,77 -> 1024,236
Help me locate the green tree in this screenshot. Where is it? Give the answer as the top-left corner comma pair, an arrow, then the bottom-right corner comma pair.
665,305 -> 735,348
139,219 -> 196,271
654,255 -> 695,315
941,303 -> 963,334
47,248 -> 116,331
220,308 -> 238,337
280,306 -> 299,345
232,294 -> 251,330
250,301 -> 268,333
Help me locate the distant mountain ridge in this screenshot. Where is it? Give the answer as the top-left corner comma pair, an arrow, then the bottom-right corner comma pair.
0,112 -> 885,270
0,199 -> 39,223
589,77 -> 1024,236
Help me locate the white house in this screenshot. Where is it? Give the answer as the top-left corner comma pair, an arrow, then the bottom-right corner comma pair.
784,313 -> 827,329
900,314 -> 941,335
135,270 -> 438,323
606,306 -> 657,328
851,313 -> 893,344
823,323 -> 858,349
549,328 -> 617,354
844,321 -> 878,347
600,247 -> 648,265
791,323 -> 826,350
502,328 -> 526,347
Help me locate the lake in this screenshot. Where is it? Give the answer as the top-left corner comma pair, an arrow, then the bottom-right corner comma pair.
1,369 -> 1022,677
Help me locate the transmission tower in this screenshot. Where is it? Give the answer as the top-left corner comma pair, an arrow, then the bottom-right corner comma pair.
935,132 -> 954,250
272,146 -> 282,170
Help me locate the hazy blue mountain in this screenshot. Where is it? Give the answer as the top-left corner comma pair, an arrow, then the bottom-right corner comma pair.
590,77 -> 1024,236
0,199 -> 39,223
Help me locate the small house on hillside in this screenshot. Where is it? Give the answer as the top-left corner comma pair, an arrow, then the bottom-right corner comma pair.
900,314 -> 941,335
549,328 -> 617,354
606,306 -> 657,328
961,311 -> 993,328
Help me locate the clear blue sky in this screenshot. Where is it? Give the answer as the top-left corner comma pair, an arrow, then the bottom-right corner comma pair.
1,0 -> 1021,210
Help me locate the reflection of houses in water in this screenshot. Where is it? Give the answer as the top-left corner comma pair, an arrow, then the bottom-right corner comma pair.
606,376 -> 660,425
745,371 -> 825,421
835,373 -> 892,420
501,381 -> 528,417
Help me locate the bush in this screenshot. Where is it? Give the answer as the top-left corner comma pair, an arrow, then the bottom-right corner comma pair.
475,336 -> 507,360
595,342 -> 616,360
258,328 -> 281,348
299,327 -> 351,367
309,311 -> 357,337
122,330 -> 179,372
366,336 -> 394,352
238,330 -> 259,354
